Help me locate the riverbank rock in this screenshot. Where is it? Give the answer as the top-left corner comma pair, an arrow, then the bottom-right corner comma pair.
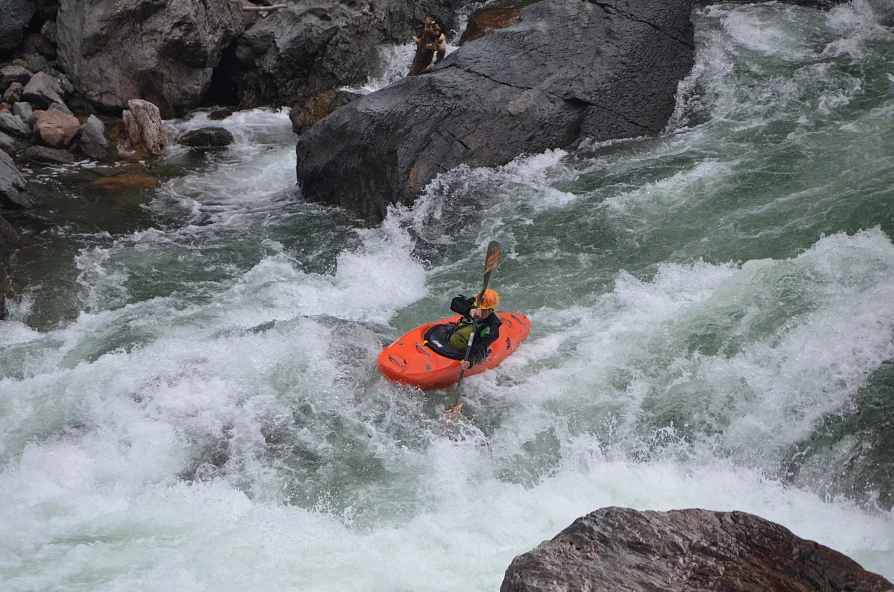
21,71 -> 65,109
33,109 -> 80,149
1,65 -> 32,88
0,112 -> 30,139
0,0 -> 38,56
296,0 -> 696,222
460,0 -> 524,44
56,0 -> 244,117
0,149 -> 37,208
179,127 -> 234,148
500,507 -> 893,592
121,99 -> 167,158
217,0 -> 463,127
79,115 -> 107,159
0,131 -> 16,158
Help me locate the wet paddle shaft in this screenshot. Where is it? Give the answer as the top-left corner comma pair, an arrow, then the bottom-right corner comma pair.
444,240 -> 500,420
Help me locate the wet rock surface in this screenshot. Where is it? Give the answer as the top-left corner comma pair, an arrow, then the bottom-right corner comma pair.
297,0 -> 696,222
0,149 -> 37,208
179,127 -> 234,148
500,507 -> 894,592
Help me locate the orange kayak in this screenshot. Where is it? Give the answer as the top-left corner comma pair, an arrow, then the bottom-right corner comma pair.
377,312 -> 532,390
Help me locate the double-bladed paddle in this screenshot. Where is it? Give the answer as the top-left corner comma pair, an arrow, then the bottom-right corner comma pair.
444,240 -> 500,421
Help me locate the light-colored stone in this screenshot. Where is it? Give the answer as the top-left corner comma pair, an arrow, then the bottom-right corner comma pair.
122,99 -> 167,157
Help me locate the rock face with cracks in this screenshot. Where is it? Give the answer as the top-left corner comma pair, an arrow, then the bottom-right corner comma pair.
296,0 -> 695,222
56,0 -> 244,117
500,507 -> 894,592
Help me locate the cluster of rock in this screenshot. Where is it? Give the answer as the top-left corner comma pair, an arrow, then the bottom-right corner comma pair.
501,507 -> 893,592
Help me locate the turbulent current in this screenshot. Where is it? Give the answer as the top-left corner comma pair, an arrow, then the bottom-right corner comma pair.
3,2 -> 894,589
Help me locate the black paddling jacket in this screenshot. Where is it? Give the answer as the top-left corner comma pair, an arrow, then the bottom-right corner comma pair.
450,295 -> 502,367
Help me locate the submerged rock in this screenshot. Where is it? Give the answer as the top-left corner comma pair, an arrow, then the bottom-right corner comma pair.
88,172 -> 159,192
56,0 -> 244,117
297,0 -> 696,222
19,145 -> 74,165
179,127 -> 234,148
501,507 -> 893,592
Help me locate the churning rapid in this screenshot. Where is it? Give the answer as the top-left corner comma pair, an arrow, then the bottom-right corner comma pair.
2,1 -> 894,589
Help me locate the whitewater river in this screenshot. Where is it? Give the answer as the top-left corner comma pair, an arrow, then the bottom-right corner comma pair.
2,1 -> 894,589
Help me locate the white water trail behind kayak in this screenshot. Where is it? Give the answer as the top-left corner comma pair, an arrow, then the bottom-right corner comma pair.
2,1 -> 894,590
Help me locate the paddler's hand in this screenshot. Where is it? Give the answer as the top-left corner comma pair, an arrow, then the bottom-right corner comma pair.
460,360 -> 471,370
469,307 -> 483,320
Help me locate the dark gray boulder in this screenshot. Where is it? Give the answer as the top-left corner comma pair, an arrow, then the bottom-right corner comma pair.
78,114 -> 108,159
0,0 -> 37,55
297,0 -> 696,222
179,126 -> 234,148
21,71 -> 65,109
501,507 -> 893,592
217,0 -> 463,129
0,131 -> 16,158
1,65 -> 32,88
56,0 -> 244,117
0,112 -> 30,139
0,149 -> 37,208
12,102 -> 33,122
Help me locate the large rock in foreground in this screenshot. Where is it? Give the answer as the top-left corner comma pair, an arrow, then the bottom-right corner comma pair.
501,507 -> 893,592
297,0 -> 695,222
56,0 -> 244,117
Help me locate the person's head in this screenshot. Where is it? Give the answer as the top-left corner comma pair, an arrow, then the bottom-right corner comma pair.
475,289 -> 499,313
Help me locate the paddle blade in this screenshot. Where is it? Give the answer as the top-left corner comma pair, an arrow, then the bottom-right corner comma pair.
482,240 -> 500,292
443,402 -> 463,422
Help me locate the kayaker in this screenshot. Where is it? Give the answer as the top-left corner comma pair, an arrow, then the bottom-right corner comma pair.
448,289 -> 502,369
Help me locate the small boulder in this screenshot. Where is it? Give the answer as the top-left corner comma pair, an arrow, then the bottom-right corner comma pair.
19,145 -> 75,165
179,127 -> 234,148
33,109 -> 80,149
22,71 -> 65,109
290,89 -> 360,136
209,108 -> 234,121
12,102 -> 33,122
2,83 -> 23,105
78,115 -> 108,160
0,131 -> 16,158
0,150 -> 37,208
0,112 -> 30,139
0,65 -> 32,88
121,99 -> 167,157
27,55 -> 49,74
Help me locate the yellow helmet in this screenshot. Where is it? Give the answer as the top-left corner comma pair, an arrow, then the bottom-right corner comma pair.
475,289 -> 499,310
